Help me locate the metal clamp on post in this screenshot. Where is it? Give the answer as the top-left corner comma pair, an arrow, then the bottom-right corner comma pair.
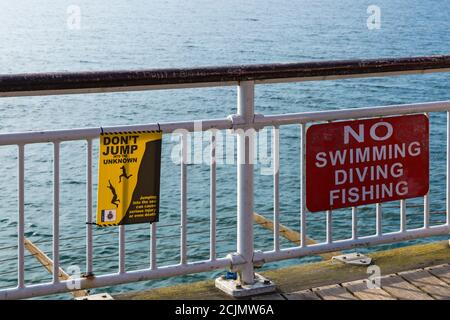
225,252 -> 246,273
252,114 -> 265,132
253,250 -> 266,268
227,113 -> 265,131
216,252 -> 275,298
227,113 -> 245,132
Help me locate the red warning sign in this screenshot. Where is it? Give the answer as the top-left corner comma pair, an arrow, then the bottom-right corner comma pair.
306,114 -> 429,212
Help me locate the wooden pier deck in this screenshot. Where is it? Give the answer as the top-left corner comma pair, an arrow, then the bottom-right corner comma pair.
115,240 -> 450,300
272,264 -> 450,300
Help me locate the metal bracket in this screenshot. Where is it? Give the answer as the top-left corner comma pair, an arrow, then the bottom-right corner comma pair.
253,250 -> 265,268
252,114 -> 265,131
227,114 -> 245,130
227,113 -> 265,132
332,252 -> 372,266
75,293 -> 114,300
215,273 -> 276,298
226,252 -> 246,273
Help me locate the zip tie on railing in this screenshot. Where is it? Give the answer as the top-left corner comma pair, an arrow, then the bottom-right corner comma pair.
100,126 -> 104,135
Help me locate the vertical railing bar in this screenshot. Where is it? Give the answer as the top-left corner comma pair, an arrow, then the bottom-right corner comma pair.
86,139 -> 93,276
447,111 -> 450,226
17,144 -> 25,288
424,112 -> 430,229
351,207 -> 358,240
326,210 -> 332,244
53,141 -> 60,284
180,132 -> 188,265
424,194 -> 430,229
119,225 -> 125,274
400,199 -> 407,232
151,222 -> 157,270
210,131 -> 217,261
300,124 -> 307,248
273,126 -> 280,251
376,203 -> 382,237
236,81 -> 255,284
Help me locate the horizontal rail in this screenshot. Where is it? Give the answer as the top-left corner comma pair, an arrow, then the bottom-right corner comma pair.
1,55 -> 450,97
257,225 -> 450,264
257,100 -> 450,126
0,257 -> 233,300
0,118 -> 231,145
0,100 -> 448,146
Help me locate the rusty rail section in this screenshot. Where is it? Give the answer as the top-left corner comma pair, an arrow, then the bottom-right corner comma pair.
1,55 -> 450,96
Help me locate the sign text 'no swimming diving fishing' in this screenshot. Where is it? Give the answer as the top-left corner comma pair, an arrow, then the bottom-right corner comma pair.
306,114 -> 429,212
96,130 -> 162,226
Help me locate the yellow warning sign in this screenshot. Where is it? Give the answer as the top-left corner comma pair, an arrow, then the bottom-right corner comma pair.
96,130 -> 162,226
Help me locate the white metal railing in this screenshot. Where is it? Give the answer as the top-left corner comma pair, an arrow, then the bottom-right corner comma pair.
0,58 -> 449,299
255,99 -> 450,265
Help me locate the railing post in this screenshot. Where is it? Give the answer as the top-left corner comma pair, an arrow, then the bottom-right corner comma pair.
17,144 -> 25,288
236,81 -> 255,285
216,80 -> 275,297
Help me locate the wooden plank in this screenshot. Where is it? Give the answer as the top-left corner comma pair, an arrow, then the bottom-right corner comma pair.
399,269 -> 450,300
425,264 -> 450,285
252,293 -> 286,300
312,284 -> 357,300
24,238 -> 89,298
380,274 -> 432,300
342,279 -> 395,300
253,212 -> 342,260
283,290 -> 321,300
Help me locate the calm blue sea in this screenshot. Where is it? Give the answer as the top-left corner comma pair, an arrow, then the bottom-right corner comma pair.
0,0 -> 449,299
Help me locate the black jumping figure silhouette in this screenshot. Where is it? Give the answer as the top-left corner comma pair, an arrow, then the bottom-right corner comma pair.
107,180 -> 120,207
119,165 -> 133,183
